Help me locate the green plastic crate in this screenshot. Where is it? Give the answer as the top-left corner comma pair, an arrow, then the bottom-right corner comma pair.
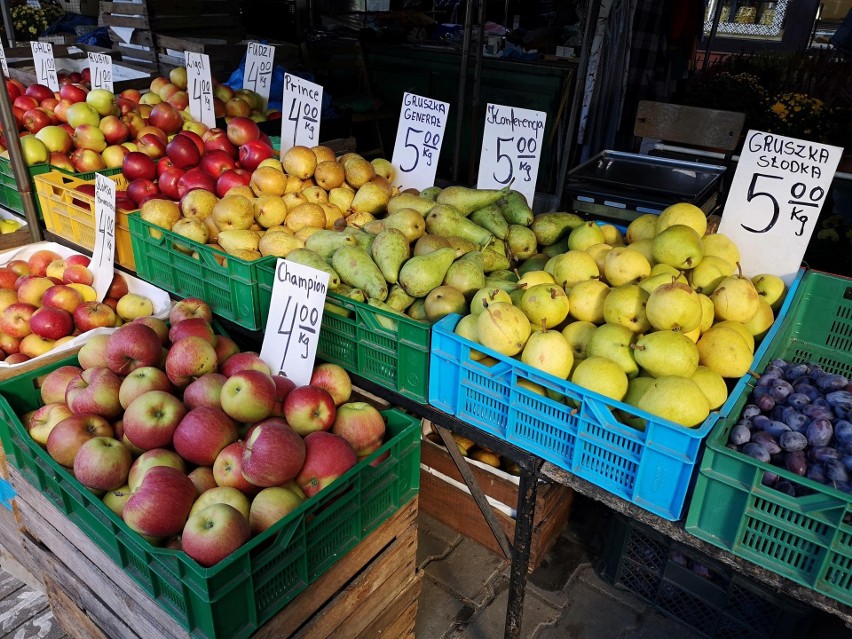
603,514 -> 812,639
686,270 -> 852,606
0,354 -> 421,639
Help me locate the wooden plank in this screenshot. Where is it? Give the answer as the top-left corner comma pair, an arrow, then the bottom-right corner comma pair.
99,1 -> 148,15
44,575 -> 109,639
356,585 -> 419,639
5,605 -> 68,639
634,100 -> 746,152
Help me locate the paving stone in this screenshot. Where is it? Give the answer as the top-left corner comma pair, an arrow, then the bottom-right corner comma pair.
426,537 -> 509,605
535,578 -> 641,639
417,511 -> 463,547
526,533 -> 592,607
415,576 -> 470,639
417,518 -> 458,568
621,610 -> 701,639
446,579 -> 561,639
575,563 -> 647,615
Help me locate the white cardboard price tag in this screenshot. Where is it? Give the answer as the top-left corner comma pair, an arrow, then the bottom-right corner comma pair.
477,103 -> 546,205
185,52 -> 215,128
92,174 -> 116,302
0,41 -> 9,77
30,41 -> 58,91
259,259 -> 330,386
391,92 -> 450,192
244,41 -> 275,109
718,130 -> 843,285
87,52 -> 113,92
281,73 -> 323,151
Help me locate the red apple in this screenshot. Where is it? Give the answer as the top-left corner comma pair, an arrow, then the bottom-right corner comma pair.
177,168 -> 217,199
213,335 -> 240,367
25,82 -> 54,103
283,385 -> 337,436
123,151 -> 158,182
182,503 -> 250,566
0,302 -> 36,338
49,151 -> 77,172
62,264 -> 94,286
136,125 -> 167,143
73,301 -> 117,332
72,123 -> 107,152
20,334 -> 56,359
130,316 -> 168,345
241,418 -> 305,487
238,139 -> 274,172
183,373 -> 227,410
137,132 -> 167,159
122,112 -> 146,138
30,306 -> 73,340
46,413 -> 113,467
165,134 -> 201,169
126,178 -> 159,205
127,448 -> 186,492
225,97 -> 252,118
105,272 -> 128,299
147,102 -> 183,135
118,365 -> 172,409
77,333 -> 110,369
115,96 -> 138,115
188,466 -> 217,496
6,260 -> 30,277
28,402 -> 74,446
169,297 -> 213,324
173,406 -> 238,466
220,351 -> 271,377
98,114 -> 130,145
226,116 -> 260,146
199,149 -> 237,178
248,486 -> 303,535
14,95 -> 39,113
166,90 -> 189,111
220,370 -> 277,423
0,267 -> 19,290
309,363 -> 352,406
296,431 -> 358,498
270,374 -> 297,418
59,82 -> 88,103
120,88 -> 142,103
157,167 -> 185,200
157,155 -> 176,176
213,441 -> 261,495
216,168 -> 251,198
203,130 -> 238,158
40,364 -> 83,404
106,322 -> 162,375
179,130 -> 205,156
165,336 -> 218,387
65,367 -> 122,418
21,107 -> 50,134
6,78 -> 23,101
28,249 -> 63,276
169,317 -> 215,345
122,389 -> 187,450
70,148 -> 107,172
73,436 -> 132,491
331,402 -> 386,461
123,466 -> 197,539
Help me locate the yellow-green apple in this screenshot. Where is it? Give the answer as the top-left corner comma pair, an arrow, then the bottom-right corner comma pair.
62,264 -> 94,286
139,91 -> 162,106
106,322 -> 161,375
73,301 -> 117,332
296,432 -> 357,498
48,151 -> 76,172
45,413 -> 112,467
103,485 -> 132,517
270,374 -> 296,417
331,402 -> 386,461
46,260 -> 66,280
18,276 -> 54,306
169,297 -> 213,324
281,480 -> 306,500
165,336 -> 218,387
226,116 -> 260,146
158,82 -> 178,101
119,366 -> 172,409
30,306 -> 73,340
27,402 -> 73,446
241,417 -> 305,487
165,132 -> 201,169
122,390 -> 187,450
173,406 -> 238,466
283,385 -> 336,436
123,466 -> 197,539
73,436 -> 132,491
102,143 -> 129,168
19,334 -> 56,358
40,364 -> 83,404
86,88 -> 116,117
169,66 -> 188,91
169,318 -> 215,345
127,448 -> 186,492
214,84 -> 234,103
182,503 -> 250,567
36,124 -> 73,153
19,134 -> 48,166
41,284 -> 83,314
220,351 -> 271,377
72,123 -> 107,152
66,102 -> 100,128
183,373 -> 227,410
225,97 -> 251,118
188,466 -> 217,496
213,335 -> 240,367
98,114 -> 130,145
130,316 -> 169,345
309,363 -> 352,406
213,441 -> 261,495
7,261 -> 30,278
182,120 -> 207,137
65,367 -> 123,418
1,302 -> 37,338
189,486 -> 249,520
70,147 -> 107,172
0,290 -> 18,314
220,370 -> 277,423
77,333 -> 110,369
249,486 -> 303,535
67,282 -> 97,302
115,293 -> 154,321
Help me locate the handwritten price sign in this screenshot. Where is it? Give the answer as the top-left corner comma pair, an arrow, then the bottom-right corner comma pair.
718,130 -> 843,285
477,103 -> 546,204
88,52 -> 113,92
185,52 -> 215,128
391,92 -> 449,191
281,73 -> 322,151
92,174 -> 116,302
30,41 -> 58,91
259,259 -> 330,386
0,40 -> 9,77
244,42 -> 275,109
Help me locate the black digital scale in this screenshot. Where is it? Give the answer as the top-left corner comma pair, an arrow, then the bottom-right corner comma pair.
564,151 -> 727,225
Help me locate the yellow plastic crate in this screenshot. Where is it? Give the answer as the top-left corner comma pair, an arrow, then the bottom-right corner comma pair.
34,171 -> 136,271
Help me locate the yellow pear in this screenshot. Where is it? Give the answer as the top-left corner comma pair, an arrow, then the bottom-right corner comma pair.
250,166 -> 287,197
691,365 -> 728,410
265,225 -> 293,235
171,218 -> 209,252
371,157 -> 396,182
518,270 -> 556,287
586,243 -> 613,274
282,145 -> 317,179
742,299 -> 775,340
696,325 -> 753,378
638,376 -> 709,427
285,203 -> 326,232
258,232 -> 305,258
228,248 -> 262,261
312,145 -> 337,164
314,160 -> 345,190
257,158 -> 283,172
217,229 -> 261,254
294,226 -> 322,241
751,273 -> 786,311
212,194 -> 255,232
328,186 -> 355,212
710,275 -> 761,323
180,188 -> 219,220
140,198 -> 181,238
571,356 -> 628,401
283,191 -> 307,210
300,185 -> 328,204
345,210 -> 376,228
625,214 -> 658,243
656,202 -> 707,236
253,195 -> 288,228
561,320 -> 597,361
604,247 -> 651,287
285,175 -> 304,194
321,203 -> 345,230
223,185 -> 255,200
599,224 -> 625,246
343,156 -> 376,188
702,233 -> 740,268
567,279 -> 609,324
350,181 -> 390,215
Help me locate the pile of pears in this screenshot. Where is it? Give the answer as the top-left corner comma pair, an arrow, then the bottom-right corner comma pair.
452,202 -> 788,430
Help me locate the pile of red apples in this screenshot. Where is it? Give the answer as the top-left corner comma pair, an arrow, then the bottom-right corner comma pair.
0,248 -> 156,363
24,297 -> 388,567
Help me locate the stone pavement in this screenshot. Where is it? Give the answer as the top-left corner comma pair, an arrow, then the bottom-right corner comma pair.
414,493 -> 852,639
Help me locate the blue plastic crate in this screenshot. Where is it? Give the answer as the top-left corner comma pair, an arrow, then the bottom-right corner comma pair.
428,269 -> 804,520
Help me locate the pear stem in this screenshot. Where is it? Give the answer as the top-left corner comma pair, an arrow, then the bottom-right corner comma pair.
736,261 -> 744,278
540,318 -> 547,332
747,369 -> 760,379
630,343 -> 645,351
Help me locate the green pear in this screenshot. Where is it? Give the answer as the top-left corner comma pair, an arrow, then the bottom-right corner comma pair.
500,190 -> 534,226
688,255 -> 735,295
517,254 -> 550,275
414,234 -> 452,255
446,235 -> 480,258
335,283 -> 366,302
656,202 -> 707,236
571,356 -> 628,401
743,299 -> 775,340
586,243 -> 613,274
476,301 -> 531,356
436,185 -> 506,216
710,274 -> 761,323
751,273 -> 786,311
602,284 -> 651,333
603,247 -> 651,286
519,284 -> 570,329
702,233 -> 740,268
561,320 -> 597,361
332,246 -> 388,300
506,225 -> 537,261
367,298 -> 403,331
426,204 -> 493,246
690,366 -> 728,410
633,330 -> 699,378
587,323 -> 638,378
567,279 -> 609,324
470,287 -> 512,315
541,236 -> 573,257
407,298 -> 428,320
284,248 -> 340,289
639,273 -> 682,294
386,284 -> 416,312
620,376 -> 656,429
367,208 -> 426,243
341,227 -> 375,252
519,270 -> 555,287
627,238 -> 655,266
649,263 -> 684,278
371,228 -> 410,284
696,325 -> 753,378
398,247 -> 456,298
638,376 -> 710,427
419,186 -> 442,202
645,281 -> 703,332
482,240 -> 510,273
488,269 -> 518,282
531,212 -> 584,246
522,328 -> 573,379
652,225 -> 704,270
548,250 -> 600,290
697,294 -> 715,332
567,221 -> 606,251
625,214 -> 658,244
304,229 -> 357,260
424,285 -> 468,323
484,277 -> 524,295
387,192 -> 435,216
444,251 -> 486,299
470,203 -> 509,239
454,313 -> 485,360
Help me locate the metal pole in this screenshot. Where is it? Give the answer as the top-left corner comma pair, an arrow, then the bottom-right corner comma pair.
703,0 -> 725,70
467,0 -> 486,183
503,462 -> 539,639
1,0 -> 16,47
452,0 -> 476,182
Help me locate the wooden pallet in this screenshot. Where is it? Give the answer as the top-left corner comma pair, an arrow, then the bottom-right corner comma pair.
0,463 -> 419,639
420,434 -> 573,570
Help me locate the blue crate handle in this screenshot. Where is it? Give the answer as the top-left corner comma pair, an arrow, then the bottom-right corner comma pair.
0,477 -> 14,510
